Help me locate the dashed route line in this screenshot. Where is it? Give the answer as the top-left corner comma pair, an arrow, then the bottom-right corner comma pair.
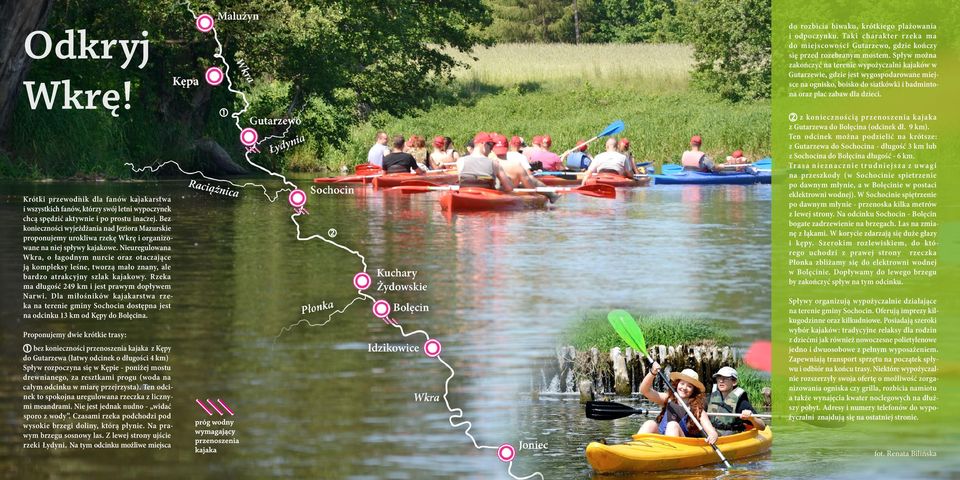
126,6 -> 544,479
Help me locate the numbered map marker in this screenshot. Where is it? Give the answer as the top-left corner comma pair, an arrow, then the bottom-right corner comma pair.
205,67 -> 223,86
353,272 -> 371,290
239,128 -> 258,146
497,443 -> 516,462
424,339 -> 442,358
196,14 -> 214,32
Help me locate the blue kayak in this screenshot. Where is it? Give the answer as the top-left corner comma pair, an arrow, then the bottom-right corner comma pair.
652,170 -> 771,185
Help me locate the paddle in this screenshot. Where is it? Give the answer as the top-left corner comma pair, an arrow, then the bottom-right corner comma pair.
586,401 -> 771,421
355,163 -> 383,174
559,120 -> 626,156
606,310 -> 733,469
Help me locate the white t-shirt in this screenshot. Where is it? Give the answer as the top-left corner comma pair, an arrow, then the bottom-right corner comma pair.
506,151 -> 531,170
590,151 -> 628,173
366,144 -> 390,167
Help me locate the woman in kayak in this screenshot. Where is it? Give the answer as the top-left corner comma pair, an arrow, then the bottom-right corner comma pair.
638,363 -> 719,445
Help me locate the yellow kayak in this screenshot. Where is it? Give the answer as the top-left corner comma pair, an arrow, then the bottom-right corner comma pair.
586,428 -> 772,473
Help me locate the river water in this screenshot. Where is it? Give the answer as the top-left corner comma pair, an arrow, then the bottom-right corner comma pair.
1,178 -> 771,479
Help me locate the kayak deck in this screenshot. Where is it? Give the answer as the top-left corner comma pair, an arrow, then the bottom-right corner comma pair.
586,427 -> 772,473
652,170 -> 771,185
440,187 -> 548,212
585,173 -> 651,188
373,172 -> 458,189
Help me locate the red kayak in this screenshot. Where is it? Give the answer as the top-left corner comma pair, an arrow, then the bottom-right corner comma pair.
373,172 -> 459,189
313,174 -> 376,184
585,173 -> 651,188
538,175 -> 581,186
440,187 -> 548,212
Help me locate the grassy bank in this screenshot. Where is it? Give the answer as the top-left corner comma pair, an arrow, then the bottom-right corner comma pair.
563,311 -> 770,406
324,43 -> 770,171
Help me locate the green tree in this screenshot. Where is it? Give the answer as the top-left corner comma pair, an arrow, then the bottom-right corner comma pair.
487,0 -> 575,42
685,0 -> 771,101
585,0 -> 681,43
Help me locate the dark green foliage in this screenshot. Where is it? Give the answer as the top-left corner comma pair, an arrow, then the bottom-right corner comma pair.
686,0 -> 771,101
564,312 -> 732,351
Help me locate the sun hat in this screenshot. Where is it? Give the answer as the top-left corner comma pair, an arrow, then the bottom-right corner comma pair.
670,368 -> 705,392
713,366 -> 739,379
473,132 -> 493,145
542,135 -> 552,147
532,135 -> 543,147
576,139 -> 588,152
492,134 -> 508,156
618,138 -> 630,148
690,135 -> 702,146
510,136 -> 524,147
732,150 -> 743,158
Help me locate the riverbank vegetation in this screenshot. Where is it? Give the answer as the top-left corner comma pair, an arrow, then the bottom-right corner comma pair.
563,311 -> 770,404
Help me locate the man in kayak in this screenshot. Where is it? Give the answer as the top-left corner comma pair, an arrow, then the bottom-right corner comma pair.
429,136 -> 457,170
580,138 -> 643,185
529,135 -> 564,171
495,135 -> 559,203
708,366 -> 766,436
456,133 -> 515,191
638,363 -> 719,445
367,131 -> 390,167
382,135 -> 426,174
680,135 -> 719,173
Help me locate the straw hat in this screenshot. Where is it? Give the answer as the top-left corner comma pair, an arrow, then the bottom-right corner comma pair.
670,368 -> 705,392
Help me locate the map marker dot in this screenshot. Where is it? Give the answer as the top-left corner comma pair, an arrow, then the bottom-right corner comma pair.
205,67 -> 223,86
372,300 -> 390,318
424,339 -> 442,358
497,443 -> 516,462
353,272 -> 371,291
196,14 -> 214,32
240,128 -> 258,146
288,189 -> 307,208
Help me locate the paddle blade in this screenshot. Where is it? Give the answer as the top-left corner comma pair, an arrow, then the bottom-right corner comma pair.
599,120 -> 625,137
616,312 -> 648,358
744,341 -> 772,372
573,183 -> 616,199
585,401 -> 646,421
753,157 -> 772,168
607,310 -> 639,351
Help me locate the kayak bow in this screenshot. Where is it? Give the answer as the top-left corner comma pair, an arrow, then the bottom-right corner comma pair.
439,187 -> 548,212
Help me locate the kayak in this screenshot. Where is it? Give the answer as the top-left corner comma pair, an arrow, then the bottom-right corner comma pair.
586,428 -> 773,473
372,172 -> 458,189
538,175 -> 581,186
585,172 -> 651,188
440,187 -> 548,212
652,170 -> 771,185
313,174 -> 375,184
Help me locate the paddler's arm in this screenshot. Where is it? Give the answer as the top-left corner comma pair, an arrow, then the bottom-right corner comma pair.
580,162 -> 599,186
738,396 -> 766,430
699,410 -> 719,445
495,163 -> 515,192
639,362 -> 669,405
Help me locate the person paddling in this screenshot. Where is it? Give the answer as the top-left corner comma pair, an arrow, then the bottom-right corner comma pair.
529,135 -> 564,171
681,135 -> 719,173
456,133 -> 515,191
367,131 -> 390,168
638,363 -> 719,445
708,366 -> 766,436
496,135 -> 559,203
429,136 -> 456,170
580,138 -> 639,185
382,135 -> 425,174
